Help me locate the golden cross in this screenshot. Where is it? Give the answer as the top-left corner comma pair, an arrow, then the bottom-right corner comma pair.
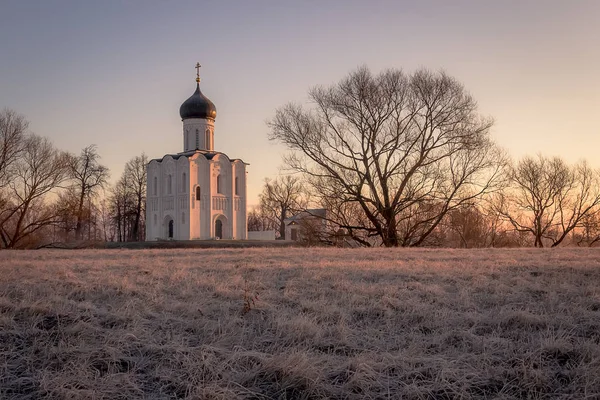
195,62 -> 201,83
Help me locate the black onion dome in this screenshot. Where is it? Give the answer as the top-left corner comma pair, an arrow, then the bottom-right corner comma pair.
179,83 -> 217,120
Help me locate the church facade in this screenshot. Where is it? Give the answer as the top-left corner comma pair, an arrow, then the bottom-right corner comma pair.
145,65 -> 248,241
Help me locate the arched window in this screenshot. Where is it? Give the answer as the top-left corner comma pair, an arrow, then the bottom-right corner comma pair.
182,212 -> 185,224
153,176 -> 157,196
205,129 -> 210,150
167,174 -> 172,194
154,214 -> 157,226
195,129 -> 199,149
195,186 -> 201,201
216,174 -> 221,194
235,176 -> 239,195
182,173 -> 186,193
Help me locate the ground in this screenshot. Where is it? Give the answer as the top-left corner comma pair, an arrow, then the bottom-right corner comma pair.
1,247 -> 599,399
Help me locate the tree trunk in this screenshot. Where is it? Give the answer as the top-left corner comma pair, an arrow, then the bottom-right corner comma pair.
132,194 -> 142,241
75,185 -> 86,240
279,205 -> 287,239
382,211 -> 399,247
8,200 -> 31,248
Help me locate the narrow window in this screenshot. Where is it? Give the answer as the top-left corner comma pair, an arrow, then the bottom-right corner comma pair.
182,212 -> 185,224
182,173 -> 186,193
195,129 -> 199,149
196,186 -> 201,201
217,174 -> 221,194
153,176 -> 157,196
235,176 -> 239,195
154,214 -> 157,226
205,129 -> 210,150
167,174 -> 172,194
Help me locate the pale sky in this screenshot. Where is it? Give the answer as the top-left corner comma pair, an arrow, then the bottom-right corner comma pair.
1,1 -> 598,205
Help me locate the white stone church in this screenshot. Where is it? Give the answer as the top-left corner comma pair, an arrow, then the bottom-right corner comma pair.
145,65 -> 248,241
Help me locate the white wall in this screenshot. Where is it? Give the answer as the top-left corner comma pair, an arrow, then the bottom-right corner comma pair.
183,118 -> 214,151
248,230 -> 276,240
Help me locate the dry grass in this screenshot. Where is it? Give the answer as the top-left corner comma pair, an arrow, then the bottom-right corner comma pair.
1,248 -> 600,399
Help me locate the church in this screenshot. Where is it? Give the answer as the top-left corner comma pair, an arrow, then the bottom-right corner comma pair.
145,64 -> 248,241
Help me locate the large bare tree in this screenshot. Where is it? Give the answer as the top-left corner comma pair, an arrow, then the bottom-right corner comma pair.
498,155 -> 600,247
67,145 -> 109,240
269,66 -> 506,246
0,134 -> 70,248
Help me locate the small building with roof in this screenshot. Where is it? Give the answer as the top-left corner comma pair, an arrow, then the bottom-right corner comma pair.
145,64 -> 248,241
283,208 -> 328,242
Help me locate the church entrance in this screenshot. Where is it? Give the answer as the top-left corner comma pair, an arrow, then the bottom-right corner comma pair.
215,219 -> 222,239
163,215 -> 174,240
213,214 -> 228,239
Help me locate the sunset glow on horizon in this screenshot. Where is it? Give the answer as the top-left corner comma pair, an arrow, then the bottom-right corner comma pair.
1,0 -> 598,205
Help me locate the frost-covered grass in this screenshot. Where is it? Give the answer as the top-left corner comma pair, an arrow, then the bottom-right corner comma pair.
1,247 -> 600,399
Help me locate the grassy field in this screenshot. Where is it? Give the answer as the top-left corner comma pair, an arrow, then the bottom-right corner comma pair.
1,248 -> 600,399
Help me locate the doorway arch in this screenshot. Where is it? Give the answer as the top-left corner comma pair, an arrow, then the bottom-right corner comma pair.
163,215 -> 174,239
213,214 -> 228,239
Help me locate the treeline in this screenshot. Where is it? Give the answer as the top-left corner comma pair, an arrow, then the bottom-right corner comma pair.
251,157 -> 600,248
252,66 -> 600,248
4,64 -> 600,249
0,108 -> 147,249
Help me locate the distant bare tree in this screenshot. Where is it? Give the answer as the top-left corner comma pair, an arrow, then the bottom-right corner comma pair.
577,212 -> 600,247
269,66 -> 507,246
0,108 -> 28,188
443,204 -> 500,248
498,155 -> 600,247
53,190 -> 80,241
95,194 -> 115,241
122,154 -> 147,241
107,154 -> 147,242
258,175 -> 307,239
247,205 -> 274,232
67,145 -> 109,240
109,174 -> 132,242
0,134 -> 69,248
